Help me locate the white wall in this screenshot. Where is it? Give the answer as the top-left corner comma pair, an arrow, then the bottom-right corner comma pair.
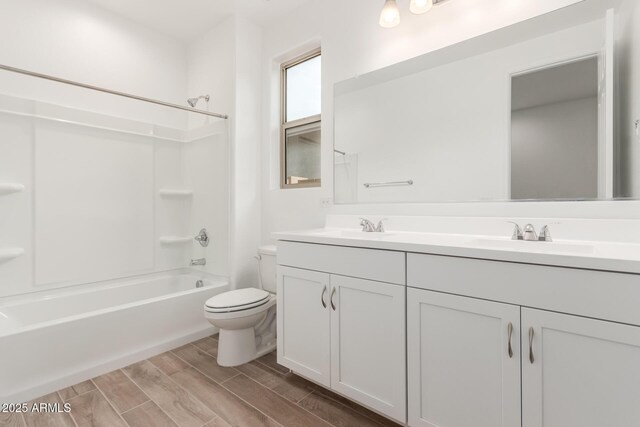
511,96 -> 598,199
0,0 -> 188,128
187,16 -> 262,287
260,0 -> 640,244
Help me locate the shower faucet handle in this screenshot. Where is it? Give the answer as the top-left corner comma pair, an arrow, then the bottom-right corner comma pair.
194,228 -> 209,247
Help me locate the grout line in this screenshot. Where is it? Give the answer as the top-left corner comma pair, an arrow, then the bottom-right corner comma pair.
91,381 -> 130,427
309,388 -> 398,427
216,374 -> 286,427
219,373 -> 241,385
134,355 -> 224,426
59,383 -> 98,403
56,390 -> 79,427
119,365 -> 183,427
170,344 -> 240,384
119,399 -> 149,416
168,347 -> 285,427
232,373 -> 333,427
295,390 -> 314,404
254,358 -> 288,377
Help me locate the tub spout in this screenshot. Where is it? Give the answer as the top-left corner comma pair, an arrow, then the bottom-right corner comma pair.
190,258 -> 206,266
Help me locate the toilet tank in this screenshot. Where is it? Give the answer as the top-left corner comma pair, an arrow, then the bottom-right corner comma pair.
258,245 -> 277,293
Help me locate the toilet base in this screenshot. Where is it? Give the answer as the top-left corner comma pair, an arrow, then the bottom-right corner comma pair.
217,327 -> 257,367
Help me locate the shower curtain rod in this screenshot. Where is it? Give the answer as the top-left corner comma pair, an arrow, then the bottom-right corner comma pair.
0,64 -> 229,120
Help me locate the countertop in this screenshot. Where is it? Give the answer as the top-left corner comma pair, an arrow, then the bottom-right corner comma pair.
273,228 -> 640,275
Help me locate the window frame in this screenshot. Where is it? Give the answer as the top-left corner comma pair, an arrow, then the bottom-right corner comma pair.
280,47 -> 322,189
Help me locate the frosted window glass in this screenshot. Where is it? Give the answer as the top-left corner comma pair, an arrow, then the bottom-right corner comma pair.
286,55 -> 321,122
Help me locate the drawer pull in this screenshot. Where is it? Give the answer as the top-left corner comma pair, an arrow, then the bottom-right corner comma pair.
507,322 -> 514,358
330,287 -> 337,311
321,286 -> 327,309
528,327 -> 535,364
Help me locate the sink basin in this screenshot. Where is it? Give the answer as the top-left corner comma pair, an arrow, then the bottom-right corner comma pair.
470,238 -> 595,255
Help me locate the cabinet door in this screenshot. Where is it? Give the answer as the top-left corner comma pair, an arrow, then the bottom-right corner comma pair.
407,289 -> 521,427
330,275 -> 406,423
277,266 -> 331,386
522,308 -> 640,427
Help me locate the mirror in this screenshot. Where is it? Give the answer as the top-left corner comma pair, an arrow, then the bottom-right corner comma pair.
334,0 -> 639,204
510,57 -> 599,200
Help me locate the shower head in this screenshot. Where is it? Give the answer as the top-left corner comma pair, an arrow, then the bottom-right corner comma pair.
187,94 -> 210,108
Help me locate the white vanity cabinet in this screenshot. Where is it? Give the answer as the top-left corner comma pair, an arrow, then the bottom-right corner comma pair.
277,241 -> 407,423
277,266 -> 331,386
407,289 -> 521,427
522,308 -> 640,427
407,252 -> 640,427
330,275 -> 406,422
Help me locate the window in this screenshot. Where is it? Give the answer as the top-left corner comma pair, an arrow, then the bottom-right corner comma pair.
281,48 -> 321,188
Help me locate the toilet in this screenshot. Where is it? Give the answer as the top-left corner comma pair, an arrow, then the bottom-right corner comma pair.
204,245 -> 277,367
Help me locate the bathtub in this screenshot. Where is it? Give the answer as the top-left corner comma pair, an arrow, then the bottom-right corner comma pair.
0,271 -> 229,403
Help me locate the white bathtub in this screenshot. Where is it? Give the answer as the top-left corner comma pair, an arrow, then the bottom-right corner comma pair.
0,271 -> 228,403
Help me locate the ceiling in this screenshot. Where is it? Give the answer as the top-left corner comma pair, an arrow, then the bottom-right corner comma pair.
85,0 -> 311,42
512,56 -> 599,111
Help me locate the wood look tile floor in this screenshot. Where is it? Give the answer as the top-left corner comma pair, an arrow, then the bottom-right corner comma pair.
3,335 -> 401,427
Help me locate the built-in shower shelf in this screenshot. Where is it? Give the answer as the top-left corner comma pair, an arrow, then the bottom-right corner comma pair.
159,189 -> 193,198
159,236 -> 192,245
0,183 -> 25,196
0,248 -> 24,262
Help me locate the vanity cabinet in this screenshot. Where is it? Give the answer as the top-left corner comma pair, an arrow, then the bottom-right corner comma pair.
330,275 -> 406,422
521,308 -> 640,427
407,289 -> 521,427
276,241 -> 407,423
407,253 -> 640,427
277,266 -> 331,386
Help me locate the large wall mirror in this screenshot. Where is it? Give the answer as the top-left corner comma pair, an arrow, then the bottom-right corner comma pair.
334,0 -> 639,204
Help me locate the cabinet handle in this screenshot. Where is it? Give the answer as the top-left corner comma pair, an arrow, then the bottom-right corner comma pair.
330,287 -> 336,311
321,286 -> 327,309
528,327 -> 535,364
507,322 -> 513,358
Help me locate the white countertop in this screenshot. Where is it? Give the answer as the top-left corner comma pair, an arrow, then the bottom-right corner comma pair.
273,228 -> 640,275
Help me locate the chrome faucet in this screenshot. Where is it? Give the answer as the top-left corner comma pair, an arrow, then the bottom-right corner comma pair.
522,224 -> 538,241
360,218 -> 386,233
190,258 -> 206,266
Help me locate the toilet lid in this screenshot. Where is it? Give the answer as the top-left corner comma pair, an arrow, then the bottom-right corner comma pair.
205,288 -> 270,313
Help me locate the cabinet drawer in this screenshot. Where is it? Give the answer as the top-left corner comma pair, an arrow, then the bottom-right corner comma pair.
407,252 -> 640,327
277,241 -> 405,285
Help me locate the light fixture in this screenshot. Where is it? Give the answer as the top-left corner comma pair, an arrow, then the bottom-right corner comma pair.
380,0 -> 447,28
379,0 -> 401,28
410,0 -> 433,14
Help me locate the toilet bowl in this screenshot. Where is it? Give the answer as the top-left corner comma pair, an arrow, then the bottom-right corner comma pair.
204,245 -> 277,367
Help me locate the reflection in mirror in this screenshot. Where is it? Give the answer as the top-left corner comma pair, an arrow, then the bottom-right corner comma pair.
334,0 -> 639,204
510,57 -> 599,200
284,121 -> 321,185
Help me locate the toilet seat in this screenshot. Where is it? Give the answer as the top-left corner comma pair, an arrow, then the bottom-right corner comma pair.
205,288 -> 270,313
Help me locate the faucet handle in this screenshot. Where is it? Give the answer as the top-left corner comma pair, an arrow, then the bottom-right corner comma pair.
508,222 -> 523,240
538,225 -> 552,242
375,218 -> 387,233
